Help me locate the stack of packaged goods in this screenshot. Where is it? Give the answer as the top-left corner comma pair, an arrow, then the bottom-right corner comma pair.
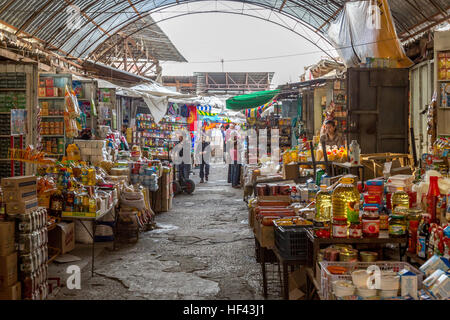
74,139 -> 110,165
16,208 -> 48,300
386,175 -> 416,211
1,176 -> 48,300
363,179 -> 389,232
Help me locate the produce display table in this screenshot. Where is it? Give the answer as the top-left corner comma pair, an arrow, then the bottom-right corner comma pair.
331,162 -> 365,184
306,229 -> 408,274
61,200 -> 118,277
272,246 -> 309,300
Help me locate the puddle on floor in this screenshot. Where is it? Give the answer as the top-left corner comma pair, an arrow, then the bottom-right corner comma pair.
150,224 -> 180,234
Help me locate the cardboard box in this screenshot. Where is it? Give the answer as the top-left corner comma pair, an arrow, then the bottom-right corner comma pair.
38,87 -> 46,97
48,222 -> 75,254
283,163 -> 300,182
3,187 -> 37,202
399,269 -> 418,300
288,268 -> 307,291
254,221 -> 274,249
1,176 -> 37,190
6,198 -> 38,215
0,221 -> 15,256
0,282 -> 21,300
0,252 -> 18,289
289,288 -> 305,300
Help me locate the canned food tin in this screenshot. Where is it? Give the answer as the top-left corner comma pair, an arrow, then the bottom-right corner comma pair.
360,251 -> 378,262
339,249 -> 358,262
20,254 -> 34,273
18,213 -> 33,233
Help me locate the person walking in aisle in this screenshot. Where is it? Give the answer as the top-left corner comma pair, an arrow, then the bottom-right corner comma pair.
230,132 -> 242,188
225,123 -> 236,183
196,134 -> 211,183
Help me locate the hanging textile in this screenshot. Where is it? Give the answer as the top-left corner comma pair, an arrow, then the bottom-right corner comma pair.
187,105 -> 198,132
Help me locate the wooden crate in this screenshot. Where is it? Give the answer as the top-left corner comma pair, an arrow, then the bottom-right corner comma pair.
361,153 -> 414,180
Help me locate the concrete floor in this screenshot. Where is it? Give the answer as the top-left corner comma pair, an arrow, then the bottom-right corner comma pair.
50,164 -> 273,300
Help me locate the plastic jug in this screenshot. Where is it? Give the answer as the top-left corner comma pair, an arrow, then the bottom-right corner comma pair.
349,140 -> 361,165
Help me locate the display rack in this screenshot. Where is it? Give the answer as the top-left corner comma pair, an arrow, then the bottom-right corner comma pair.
38,73 -> 72,157
73,79 -> 98,137
98,87 -> 117,130
332,78 -> 348,134
134,113 -> 189,159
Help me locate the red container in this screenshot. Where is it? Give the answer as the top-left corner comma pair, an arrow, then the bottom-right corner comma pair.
408,191 -> 417,208
46,87 -> 54,97
387,193 -> 392,210
44,77 -> 54,87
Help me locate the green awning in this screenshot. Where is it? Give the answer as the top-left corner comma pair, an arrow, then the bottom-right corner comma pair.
226,90 -> 280,111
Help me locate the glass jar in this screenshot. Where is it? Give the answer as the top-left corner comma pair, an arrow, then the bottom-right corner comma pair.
349,222 -> 362,238
332,217 -> 348,238
389,214 -> 407,238
362,210 -> 380,238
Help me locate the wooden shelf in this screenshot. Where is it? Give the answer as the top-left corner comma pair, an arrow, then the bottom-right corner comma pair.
38,97 -> 65,99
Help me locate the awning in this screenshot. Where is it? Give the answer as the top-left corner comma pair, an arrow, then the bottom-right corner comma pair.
226,90 -> 280,111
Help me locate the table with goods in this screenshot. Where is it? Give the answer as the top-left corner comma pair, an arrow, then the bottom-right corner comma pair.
246,137 -> 450,300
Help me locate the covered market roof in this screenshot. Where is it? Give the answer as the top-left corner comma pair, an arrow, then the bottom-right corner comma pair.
0,0 -> 447,63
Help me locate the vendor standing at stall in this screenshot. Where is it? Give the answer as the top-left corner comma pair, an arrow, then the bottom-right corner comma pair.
174,134 -> 191,181
320,120 -> 345,148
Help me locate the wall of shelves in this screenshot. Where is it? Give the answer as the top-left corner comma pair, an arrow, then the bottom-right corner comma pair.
38,73 -> 72,157
435,30 -> 450,137
0,63 -> 38,178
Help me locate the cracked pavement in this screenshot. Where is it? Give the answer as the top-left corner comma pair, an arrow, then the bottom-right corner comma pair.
52,164 -> 271,300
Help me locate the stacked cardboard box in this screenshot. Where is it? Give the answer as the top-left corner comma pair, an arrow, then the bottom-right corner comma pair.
0,220 -> 19,300
73,139 -> 112,164
1,176 -> 48,300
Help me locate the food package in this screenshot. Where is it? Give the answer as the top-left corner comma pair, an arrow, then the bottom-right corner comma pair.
420,255 -> 450,277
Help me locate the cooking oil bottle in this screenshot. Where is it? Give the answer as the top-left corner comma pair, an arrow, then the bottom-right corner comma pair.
391,187 -> 410,212
332,177 -> 360,223
316,185 -> 332,221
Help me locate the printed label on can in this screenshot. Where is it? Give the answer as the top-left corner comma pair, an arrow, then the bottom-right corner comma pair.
389,224 -> 406,236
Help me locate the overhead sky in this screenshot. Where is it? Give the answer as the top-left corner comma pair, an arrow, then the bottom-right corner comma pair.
152,3 -> 335,87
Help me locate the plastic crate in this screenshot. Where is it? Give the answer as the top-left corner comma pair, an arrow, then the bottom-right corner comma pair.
319,261 -> 424,300
274,222 -> 313,260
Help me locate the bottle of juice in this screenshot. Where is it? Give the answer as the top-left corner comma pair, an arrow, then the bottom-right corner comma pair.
315,185 -> 332,221
391,187 -> 410,212
332,177 -> 360,223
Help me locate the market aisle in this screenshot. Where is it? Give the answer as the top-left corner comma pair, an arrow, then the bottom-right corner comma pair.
53,164 -> 267,300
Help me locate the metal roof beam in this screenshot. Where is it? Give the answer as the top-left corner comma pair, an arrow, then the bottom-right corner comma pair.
15,0 -> 55,35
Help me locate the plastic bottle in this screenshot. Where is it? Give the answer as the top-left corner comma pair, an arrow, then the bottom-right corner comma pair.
332,177 -> 360,222
315,184 -> 332,221
349,140 -> 361,165
391,187 -> 410,212
427,176 -> 441,223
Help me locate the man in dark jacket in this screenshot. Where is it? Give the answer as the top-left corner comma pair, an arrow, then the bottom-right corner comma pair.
196,134 -> 211,183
